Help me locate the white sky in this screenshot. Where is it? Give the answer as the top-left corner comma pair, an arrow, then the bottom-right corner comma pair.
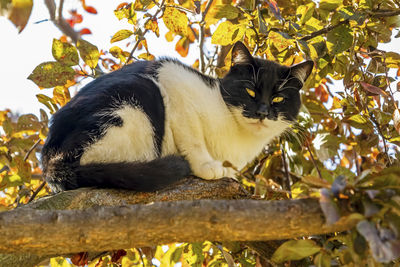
0,1 -> 399,115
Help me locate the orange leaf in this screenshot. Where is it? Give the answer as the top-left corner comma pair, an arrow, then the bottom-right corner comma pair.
84,5 -> 97,14
79,28 -> 92,35
360,82 -> 387,97
116,2 -> 129,9
175,37 -> 189,57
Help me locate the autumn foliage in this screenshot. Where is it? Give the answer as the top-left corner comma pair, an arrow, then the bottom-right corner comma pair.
1,0 -> 400,265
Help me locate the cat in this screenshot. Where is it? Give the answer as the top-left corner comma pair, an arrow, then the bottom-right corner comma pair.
41,41 -> 313,193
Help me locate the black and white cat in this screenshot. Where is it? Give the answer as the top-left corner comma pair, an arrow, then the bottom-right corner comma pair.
41,41 -> 313,193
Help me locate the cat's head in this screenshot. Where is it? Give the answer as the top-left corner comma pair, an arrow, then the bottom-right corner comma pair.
220,41 -> 313,132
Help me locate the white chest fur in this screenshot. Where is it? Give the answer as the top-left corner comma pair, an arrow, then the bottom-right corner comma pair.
157,62 -> 289,170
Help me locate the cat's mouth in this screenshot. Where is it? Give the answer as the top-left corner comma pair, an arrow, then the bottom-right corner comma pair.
248,120 -> 269,129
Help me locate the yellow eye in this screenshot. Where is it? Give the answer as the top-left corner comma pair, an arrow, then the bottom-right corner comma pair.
272,96 -> 284,103
246,88 -> 255,98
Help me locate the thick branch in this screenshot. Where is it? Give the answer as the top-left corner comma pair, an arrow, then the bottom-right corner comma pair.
0,195 -> 355,256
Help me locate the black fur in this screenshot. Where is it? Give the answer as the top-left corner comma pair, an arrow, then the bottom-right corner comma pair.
42,42 -> 312,193
220,42 -> 313,122
42,60 -> 191,193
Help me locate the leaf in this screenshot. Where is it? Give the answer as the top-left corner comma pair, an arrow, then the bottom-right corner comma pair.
393,109 -> 400,134
7,0 -> 33,32
83,5 -> 97,14
109,46 -> 130,62
296,2 -> 315,24
271,240 -> 321,263
175,37 -> 189,57
212,5 -> 239,20
79,28 -> 92,35
268,31 -> 295,52
137,53 -> 155,61
53,86 -> 71,106
211,21 -> 245,46
52,39 -> 79,66
326,25 -> 352,55
267,0 -> 282,20
319,0 -> 343,11
36,94 -> 58,114
28,62 -> 75,88
385,51 -> 400,68
163,7 -> 188,36
145,19 -> 160,37
301,175 -> 331,188
111,29 -> 134,43
360,82 -> 387,97
16,114 -> 40,133
77,39 -> 99,68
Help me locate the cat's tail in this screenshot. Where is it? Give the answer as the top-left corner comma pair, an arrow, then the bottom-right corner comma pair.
44,155 -> 191,192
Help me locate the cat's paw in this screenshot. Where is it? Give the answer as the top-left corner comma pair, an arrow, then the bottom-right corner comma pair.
193,161 -> 235,180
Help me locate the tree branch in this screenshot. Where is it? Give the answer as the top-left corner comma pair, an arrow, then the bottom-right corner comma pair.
199,0 -> 214,73
0,177 -> 358,265
44,0 -> 80,43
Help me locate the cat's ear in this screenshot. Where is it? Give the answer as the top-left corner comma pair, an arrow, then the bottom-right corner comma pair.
290,61 -> 314,83
231,41 -> 254,66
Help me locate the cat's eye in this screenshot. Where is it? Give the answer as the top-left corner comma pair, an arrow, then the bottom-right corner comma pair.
272,96 -> 285,103
246,88 -> 255,98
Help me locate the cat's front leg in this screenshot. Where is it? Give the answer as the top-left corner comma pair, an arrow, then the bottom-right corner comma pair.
186,151 -> 236,180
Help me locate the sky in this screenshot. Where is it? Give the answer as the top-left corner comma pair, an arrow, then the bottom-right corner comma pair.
0,1 -> 399,116
0,0 -> 199,115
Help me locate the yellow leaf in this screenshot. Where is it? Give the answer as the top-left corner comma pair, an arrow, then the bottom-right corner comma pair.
77,40 -> 99,69
110,29 -> 134,43
138,53 -> 155,61
211,21 -> 245,46
145,19 -> 160,37
7,0 -> 33,32
163,7 -> 188,36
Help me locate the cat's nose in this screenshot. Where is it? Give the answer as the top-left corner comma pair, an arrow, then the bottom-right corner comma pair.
256,104 -> 269,119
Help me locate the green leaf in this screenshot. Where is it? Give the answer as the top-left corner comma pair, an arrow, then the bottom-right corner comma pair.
385,52 -> 400,68
211,21 -> 245,46
77,39 -> 100,69
163,7 -> 188,36
319,0 -> 343,11
271,240 -> 321,263
28,61 -> 75,88
296,2 -> 315,24
326,25 -> 352,55
213,5 -> 239,20
110,29 -> 134,43
36,94 -> 58,114
52,39 -> 79,66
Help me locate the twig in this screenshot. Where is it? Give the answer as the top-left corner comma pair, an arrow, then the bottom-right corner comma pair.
370,114 -> 393,165
353,147 -> 361,176
280,144 -> 291,198
27,181 -> 47,203
300,19 -> 349,41
305,142 -> 323,179
199,0 -> 214,73
126,0 -> 166,64
299,9 -> 400,42
45,0 -> 80,43
23,139 -> 41,162
137,248 -> 145,267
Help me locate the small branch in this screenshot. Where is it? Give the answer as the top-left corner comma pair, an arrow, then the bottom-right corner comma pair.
300,19 -> 349,41
23,139 -> 41,162
305,142 -> 323,179
45,0 -> 80,43
370,114 -> 393,165
27,181 -> 47,204
126,0 -> 166,64
299,9 -> 400,42
280,145 -> 291,197
368,9 -> 400,17
199,0 -> 214,73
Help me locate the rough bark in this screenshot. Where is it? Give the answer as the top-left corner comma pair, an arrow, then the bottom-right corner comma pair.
0,177 -> 358,266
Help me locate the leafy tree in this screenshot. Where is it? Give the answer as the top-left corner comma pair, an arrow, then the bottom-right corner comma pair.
1,0 -> 400,266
